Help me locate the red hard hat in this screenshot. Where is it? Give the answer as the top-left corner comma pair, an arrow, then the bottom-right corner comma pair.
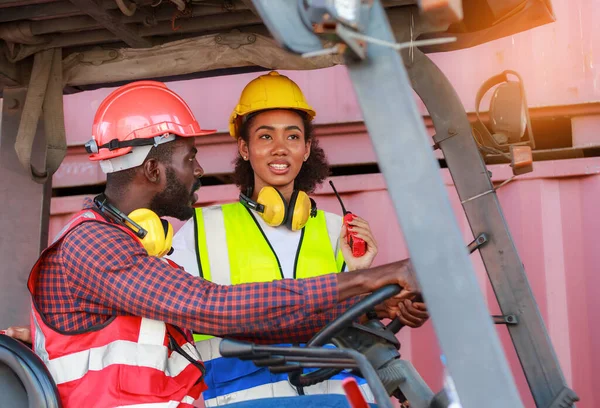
86,81 -> 215,173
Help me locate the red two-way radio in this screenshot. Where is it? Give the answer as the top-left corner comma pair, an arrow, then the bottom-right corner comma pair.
329,181 -> 367,257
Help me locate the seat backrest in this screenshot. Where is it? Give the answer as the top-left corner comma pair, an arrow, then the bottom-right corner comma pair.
0,334 -> 62,408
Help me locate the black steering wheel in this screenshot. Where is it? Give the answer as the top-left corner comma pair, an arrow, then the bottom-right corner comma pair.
288,284 -> 405,388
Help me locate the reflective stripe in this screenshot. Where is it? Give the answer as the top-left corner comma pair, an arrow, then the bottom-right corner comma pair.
324,211 -> 345,272
195,336 -> 222,362
179,342 -> 203,365
323,211 -> 342,255
31,310 -> 50,366
204,379 -> 374,407
116,395 -> 196,407
192,207 -> 231,344
202,206 -> 231,285
138,318 -> 167,345
192,207 -> 228,344
45,339 -> 194,384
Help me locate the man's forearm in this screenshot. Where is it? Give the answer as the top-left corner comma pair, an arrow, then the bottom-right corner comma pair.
193,259 -> 413,339
188,275 -> 340,337
79,237 -> 413,341
78,241 -> 341,339
242,259 -> 415,344
234,295 -> 364,344
336,259 -> 412,301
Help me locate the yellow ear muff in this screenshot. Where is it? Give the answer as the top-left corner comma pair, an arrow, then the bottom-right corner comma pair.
255,187 -> 287,227
127,208 -> 173,258
288,190 -> 312,231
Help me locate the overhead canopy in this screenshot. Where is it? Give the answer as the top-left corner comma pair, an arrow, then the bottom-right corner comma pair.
0,0 -> 555,93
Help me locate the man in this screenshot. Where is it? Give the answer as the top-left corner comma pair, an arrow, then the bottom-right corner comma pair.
8,80 -> 421,408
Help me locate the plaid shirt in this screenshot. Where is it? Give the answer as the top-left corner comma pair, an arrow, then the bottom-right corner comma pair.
32,200 -> 355,343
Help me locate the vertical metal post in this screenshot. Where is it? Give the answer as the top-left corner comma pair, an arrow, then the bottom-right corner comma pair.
342,2 -> 523,407
0,87 -> 52,328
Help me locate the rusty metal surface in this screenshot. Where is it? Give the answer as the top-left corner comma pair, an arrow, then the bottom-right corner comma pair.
0,0 -> 555,93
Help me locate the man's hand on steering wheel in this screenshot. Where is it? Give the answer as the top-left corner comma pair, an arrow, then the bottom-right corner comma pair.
369,260 -> 428,328
344,258 -> 424,327
336,258 -> 420,303
370,297 -> 429,328
368,259 -> 420,300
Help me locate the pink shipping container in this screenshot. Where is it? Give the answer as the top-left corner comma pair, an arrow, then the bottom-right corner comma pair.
49,158 -> 600,407
46,0 -> 600,405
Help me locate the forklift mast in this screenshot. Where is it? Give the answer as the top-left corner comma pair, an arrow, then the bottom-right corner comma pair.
248,1 -> 577,407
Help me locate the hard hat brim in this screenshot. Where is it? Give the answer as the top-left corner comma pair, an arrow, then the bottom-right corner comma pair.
229,107 -> 315,139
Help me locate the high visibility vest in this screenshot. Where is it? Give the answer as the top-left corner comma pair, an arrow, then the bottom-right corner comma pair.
191,202 -> 374,406
28,210 -> 207,408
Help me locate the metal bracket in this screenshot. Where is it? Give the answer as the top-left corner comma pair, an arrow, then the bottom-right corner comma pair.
296,0 -> 371,61
548,387 -> 581,408
215,29 -> 256,49
492,315 -> 518,325
467,233 -> 488,254
74,47 -> 120,66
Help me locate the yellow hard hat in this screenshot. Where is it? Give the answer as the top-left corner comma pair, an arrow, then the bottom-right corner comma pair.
229,71 -> 316,139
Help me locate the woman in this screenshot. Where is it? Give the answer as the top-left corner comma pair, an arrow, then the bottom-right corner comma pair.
167,71 -> 427,407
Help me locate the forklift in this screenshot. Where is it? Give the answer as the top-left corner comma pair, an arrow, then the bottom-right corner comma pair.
0,0 -> 578,407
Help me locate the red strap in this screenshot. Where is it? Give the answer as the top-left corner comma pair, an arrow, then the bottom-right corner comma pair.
165,258 -> 183,270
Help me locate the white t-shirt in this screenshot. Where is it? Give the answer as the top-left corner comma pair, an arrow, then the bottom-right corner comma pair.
167,206 -> 345,278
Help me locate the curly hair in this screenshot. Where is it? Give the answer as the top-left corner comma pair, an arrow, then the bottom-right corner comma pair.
232,111 -> 330,194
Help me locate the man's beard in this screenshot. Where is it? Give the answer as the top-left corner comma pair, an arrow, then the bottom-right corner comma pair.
149,167 -> 201,221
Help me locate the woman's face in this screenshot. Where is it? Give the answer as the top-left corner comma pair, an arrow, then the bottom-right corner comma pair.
238,109 -> 311,195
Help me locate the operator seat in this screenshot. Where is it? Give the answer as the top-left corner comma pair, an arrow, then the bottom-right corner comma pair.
0,334 -> 62,408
